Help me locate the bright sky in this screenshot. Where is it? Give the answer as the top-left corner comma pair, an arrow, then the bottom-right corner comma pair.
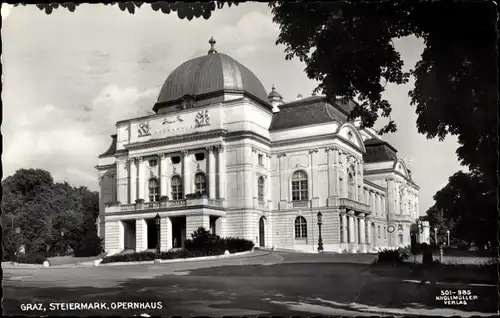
2,3 -> 463,215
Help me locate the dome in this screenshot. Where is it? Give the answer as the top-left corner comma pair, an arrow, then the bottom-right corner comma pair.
268,85 -> 283,99
154,38 -> 269,110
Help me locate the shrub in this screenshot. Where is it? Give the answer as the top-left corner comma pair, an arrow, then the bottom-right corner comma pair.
224,237 -> 255,253
14,253 -> 47,265
375,246 -> 411,264
101,251 -> 156,264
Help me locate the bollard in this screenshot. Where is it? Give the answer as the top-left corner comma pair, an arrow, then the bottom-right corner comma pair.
224,250 -> 230,255
439,247 -> 443,263
43,261 -> 50,267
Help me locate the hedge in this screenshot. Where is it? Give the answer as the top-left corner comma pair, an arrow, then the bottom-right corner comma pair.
373,246 -> 411,264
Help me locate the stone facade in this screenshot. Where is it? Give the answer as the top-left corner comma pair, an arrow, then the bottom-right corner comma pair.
95,44 -> 428,255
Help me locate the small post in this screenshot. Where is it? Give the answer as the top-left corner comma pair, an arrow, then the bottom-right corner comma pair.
439,246 -> 443,263
15,227 -> 21,263
155,213 -> 161,259
446,230 -> 450,246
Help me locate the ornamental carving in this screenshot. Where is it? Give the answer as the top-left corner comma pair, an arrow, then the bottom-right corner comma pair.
162,115 -> 184,125
181,95 -> 195,110
277,153 -> 287,158
138,121 -> 151,137
194,110 -> 210,128
309,148 -> 318,154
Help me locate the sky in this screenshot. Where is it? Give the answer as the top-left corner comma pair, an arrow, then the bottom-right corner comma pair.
2,3 -> 464,216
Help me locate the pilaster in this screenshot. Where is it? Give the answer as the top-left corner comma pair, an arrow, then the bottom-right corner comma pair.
207,146 -> 217,199
159,154 -> 168,197
128,158 -> 137,204
137,157 -> 145,200
217,145 -> 226,200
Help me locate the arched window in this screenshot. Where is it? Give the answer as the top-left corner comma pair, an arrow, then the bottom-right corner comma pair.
148,178 -> 159,202
291,170 -> 308,201
194,173 -> 206,195
348,171 -> 355,200
294,216 -> 307,239
171,176 -> 183,200
257,176 -> 265,202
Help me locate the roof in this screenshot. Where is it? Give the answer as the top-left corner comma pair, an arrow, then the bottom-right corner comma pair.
363,138 -> 398,163
155,52 -> 269,107
269,95 -> 353,131
268,85 -> 283,99
99,135 -> 117,158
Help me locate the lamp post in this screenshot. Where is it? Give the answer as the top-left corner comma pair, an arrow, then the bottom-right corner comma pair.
60,230 -> 65,255
446,230 -> 450,246
15,227 -> 21,263
317,212 -> 324,253
155,213 -> 161,257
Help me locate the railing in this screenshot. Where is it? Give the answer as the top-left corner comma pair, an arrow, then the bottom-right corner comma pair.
109,198 -> 224,212
338,198 -> 371,213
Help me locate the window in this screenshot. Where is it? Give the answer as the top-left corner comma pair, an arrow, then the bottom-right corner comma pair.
148,159 -> 158,167
347,172 -> 355,200
171,176 -> 183,200
291,171 -> 308,201
398,234 -> 404,244
378,226 -> 381,238
257,176 -> 265,202
294,216 -> 307,239
194,173 -> 206,195
171,156 -> 181,164
195,153 -> 205,161
383,227 -> 387,239
148,178 -> 159,202
397,224 -> 403,231
258,154 -> 263,166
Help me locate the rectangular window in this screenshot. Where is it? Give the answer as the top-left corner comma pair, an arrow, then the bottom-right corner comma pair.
258,154 -> 263,166
398,234 -> 404,244
383,227 -> 387,239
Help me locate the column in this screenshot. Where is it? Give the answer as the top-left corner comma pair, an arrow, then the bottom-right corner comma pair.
215,216 -> 226,238
165,217 -> 173,250
341,213 -> 348,245
137,157 -> 145,200
348,211 -> 356,253
359,213 -> 366,253
159,154 -> 168,198
135,219 -> 147,252
116,159 -> 128,204
366,219 -> 372,251
160,216 -> 169,251
208,147 -> 216,199
266,155 -> 272,207
129,158 -> 137,204
217,145 -> 226,199
327,148 -> 335,197
182,150 -> 191,196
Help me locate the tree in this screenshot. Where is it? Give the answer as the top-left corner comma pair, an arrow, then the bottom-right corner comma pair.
426,171 -> 496,248
1,169 -> 102,258
269,1 -> 497,179
12,2 -> 241,19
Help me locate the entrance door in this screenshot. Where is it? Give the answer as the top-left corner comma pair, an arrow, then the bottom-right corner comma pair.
259,217 -> 265,247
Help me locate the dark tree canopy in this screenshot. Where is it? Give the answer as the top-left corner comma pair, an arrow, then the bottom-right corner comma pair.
426,171 -> 497,248
12,1 -> 241,19
1,169 -> 101,258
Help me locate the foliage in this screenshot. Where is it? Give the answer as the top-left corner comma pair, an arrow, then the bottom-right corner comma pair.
1,169 -> 101,258
13,253 -> 48,265
185,227 -> 255,254
101,249 -> 218,264
13,2 -> 241,19
185,192 -> 208,200
374,246 -> 411,264
426,171 -> 497,248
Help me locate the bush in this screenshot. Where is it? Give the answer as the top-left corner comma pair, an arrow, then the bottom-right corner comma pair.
375,246 -> 411,264
14,253 -> 47,265
101,251 -> 156,264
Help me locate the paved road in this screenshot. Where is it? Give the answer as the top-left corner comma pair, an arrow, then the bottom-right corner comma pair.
3,251 -> 497,316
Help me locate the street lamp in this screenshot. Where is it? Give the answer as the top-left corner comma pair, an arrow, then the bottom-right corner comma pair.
60,230 -> 65,256
446,230 -> 450,246
317,212 -> 324,253
15,227 -> 20,263
155,213 -> 161,256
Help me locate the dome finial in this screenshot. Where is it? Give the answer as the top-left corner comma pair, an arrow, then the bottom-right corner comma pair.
272,84 -> 276,91
208,37 -> 217,55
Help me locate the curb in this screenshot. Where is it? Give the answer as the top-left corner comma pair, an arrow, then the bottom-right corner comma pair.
98,250 -> 257,267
